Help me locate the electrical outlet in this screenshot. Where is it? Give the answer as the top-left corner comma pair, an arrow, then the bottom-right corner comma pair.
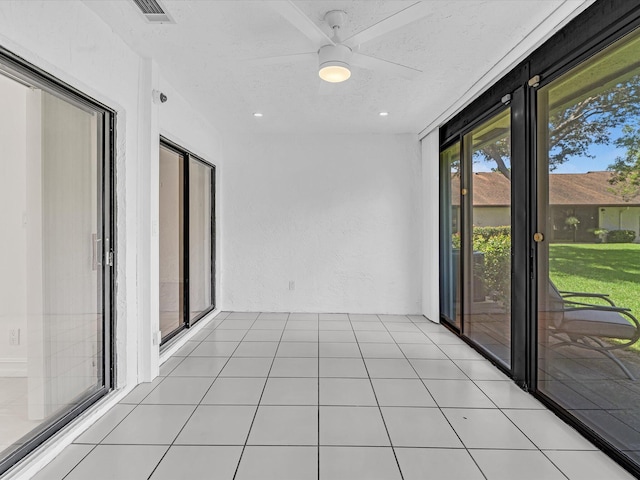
289,281 -> 295,291
9,328 -> 20,346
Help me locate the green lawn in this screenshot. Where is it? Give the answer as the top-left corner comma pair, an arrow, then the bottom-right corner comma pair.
549,243 -> 640,349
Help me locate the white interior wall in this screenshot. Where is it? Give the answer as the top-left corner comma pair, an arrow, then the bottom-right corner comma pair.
222,133 -> 421,314
0,76 -> 28,374
421,130 -> 440,322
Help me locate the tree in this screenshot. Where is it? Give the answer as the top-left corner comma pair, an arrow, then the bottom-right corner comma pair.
476,138 -> 511,180
547,77 -> 640,170
608,123 -> 640,201
565,215 -> 580,243
476,74 -> 640,181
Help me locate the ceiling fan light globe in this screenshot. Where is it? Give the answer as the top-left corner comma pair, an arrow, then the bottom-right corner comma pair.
318,44 -> 352,83
319,63 -> 351,83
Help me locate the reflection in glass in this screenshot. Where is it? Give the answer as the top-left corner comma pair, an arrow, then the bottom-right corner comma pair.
537,27 -> 640,467
189,159 -> 213,320
440,143 -> 461,328
463,109 -> 512,367
159,146 -> 184,339
0,73 -> 103,462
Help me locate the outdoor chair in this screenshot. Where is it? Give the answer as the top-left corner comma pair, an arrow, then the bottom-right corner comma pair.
546,282 -> 640,380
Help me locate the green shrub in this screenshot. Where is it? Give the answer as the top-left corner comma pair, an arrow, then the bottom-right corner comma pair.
607,229 -> 636,243
451,226 -> 511,306
473,228 -> 511,305
472,226 -> 511,242
452,232 -> 461,249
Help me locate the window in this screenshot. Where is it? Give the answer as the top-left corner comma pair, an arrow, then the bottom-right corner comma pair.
159,138 -> 215,344
0,50 -> 114,475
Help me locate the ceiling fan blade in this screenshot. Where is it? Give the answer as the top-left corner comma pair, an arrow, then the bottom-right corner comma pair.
343,1 -> 431,48
242,52 -> 316,67
351,52 -> 422,80
269,1 -> 334,47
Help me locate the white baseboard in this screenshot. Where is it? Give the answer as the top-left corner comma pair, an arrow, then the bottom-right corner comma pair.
0,358 -> 27,377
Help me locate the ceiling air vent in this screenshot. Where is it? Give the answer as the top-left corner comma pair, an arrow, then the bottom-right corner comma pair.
132,0 -> 175,24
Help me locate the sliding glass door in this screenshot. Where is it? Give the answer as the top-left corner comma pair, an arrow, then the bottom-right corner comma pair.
536,27 -> 640,467
441,108 -> 513,369
159,139 -> 215,344
0,53 -> 113,474
463,110 -> 512,367
439,4 -> 640,474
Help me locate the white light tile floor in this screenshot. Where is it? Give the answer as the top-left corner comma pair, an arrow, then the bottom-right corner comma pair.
32,312 -> 635,480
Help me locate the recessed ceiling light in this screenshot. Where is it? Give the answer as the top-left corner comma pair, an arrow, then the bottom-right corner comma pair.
379,112 -> 389,117
253,112 -> 263,117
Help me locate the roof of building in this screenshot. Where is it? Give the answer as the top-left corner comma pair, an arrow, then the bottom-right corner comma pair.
450,171 -> 638,206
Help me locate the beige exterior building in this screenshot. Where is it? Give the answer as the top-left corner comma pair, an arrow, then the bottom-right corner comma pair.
452,171 -> 640,242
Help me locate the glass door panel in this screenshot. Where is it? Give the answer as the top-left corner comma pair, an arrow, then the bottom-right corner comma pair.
537,28 -> 640,466
189,158 -> 213,321
440,142 -> 462,329
159,145 -> 185,340
463,109 -> 512,367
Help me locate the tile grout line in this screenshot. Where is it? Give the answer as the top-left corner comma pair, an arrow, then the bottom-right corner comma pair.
58,444 -> 100,480
404,316 -> 563,478
438,318 -> 574,476
379,314 -> 490,480
538,449 -> 573,480
317,313 -> 321,480
353,313 -> 405,480
405,317 -> 494,479
231,312 -> 291,480
146,312 -> 258,480
63,313 -> 234,480
143,446 -> 171,480
56,313 -> 580,480
62,442 -> 562,449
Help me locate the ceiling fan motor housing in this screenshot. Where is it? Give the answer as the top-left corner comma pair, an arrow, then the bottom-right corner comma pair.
318,44 -> 353,82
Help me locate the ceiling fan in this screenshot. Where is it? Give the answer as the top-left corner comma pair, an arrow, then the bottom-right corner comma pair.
248,1 -> 431,87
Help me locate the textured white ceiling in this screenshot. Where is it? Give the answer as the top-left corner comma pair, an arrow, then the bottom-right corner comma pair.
84,0 -> 582,134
